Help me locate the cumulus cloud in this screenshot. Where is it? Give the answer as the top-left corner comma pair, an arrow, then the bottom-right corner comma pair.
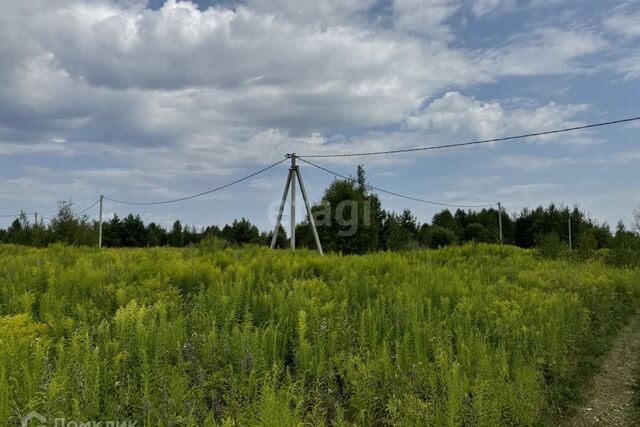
406,92 -> 590,143
0,0 -> 632,228
0,0 -> 606,163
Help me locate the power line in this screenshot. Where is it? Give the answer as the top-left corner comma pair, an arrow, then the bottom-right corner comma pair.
35,200 -> 102,223
297,157 -> 496,209
1,200 -> 98,222
104,158 -> 288,205
298,116 -> 640,158
0,211 -> 36,219
76,199 -> 101,216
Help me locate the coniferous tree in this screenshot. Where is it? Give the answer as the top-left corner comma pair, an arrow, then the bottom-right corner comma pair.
169,220 -> 184,247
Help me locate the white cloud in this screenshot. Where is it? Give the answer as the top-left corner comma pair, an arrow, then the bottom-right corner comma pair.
245,0 -> 377,26
0,0 -> 629,227
392,0 -> 461,37
494,154 -> 578,170
472,0 -> 512,17
481,28 -> 607,76
604,10 -> 640,39
0,0 -> 607,165
607,148 -> 640,163
406,92 -> 591,143
471,0 -> 567,18
497,183 -> 558,195
249,178 -> 274,190
614,54 -> 640,80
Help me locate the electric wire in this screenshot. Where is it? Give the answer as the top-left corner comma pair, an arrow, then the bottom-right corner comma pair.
298,116 -> 640,158
76,199 -> 101,216
103,158 -> 288,205
297,157 -> 496,209
0,211 -> 37,218
35,199 -> 101,223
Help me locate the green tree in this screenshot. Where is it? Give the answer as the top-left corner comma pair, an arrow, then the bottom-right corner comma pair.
49,201 -> 94,245
607,222 -> 640,267
121,214 -> 147,247
146,222 -> 167,246
7,213 -> 31,245
222,218 -> 260,245
432,210 -> 461,240
309,168 -> 383,254
399,209 -> 419,237
169,220 -> 184,247
464,222 -> 491,243
268,224 -> 289,248
102,214 -> 123,247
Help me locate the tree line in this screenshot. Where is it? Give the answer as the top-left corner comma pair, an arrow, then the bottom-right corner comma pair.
1,167 -> 638,260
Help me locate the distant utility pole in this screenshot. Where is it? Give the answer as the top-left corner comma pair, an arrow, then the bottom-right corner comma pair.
271,154 -> 323,254
34,212 -> 38,225
498,202 -> 503,244
568,216 -> 572,250
98,195 -> 104,248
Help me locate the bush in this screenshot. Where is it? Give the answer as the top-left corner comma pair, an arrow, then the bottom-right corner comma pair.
606,232 -> 640,268
535,233 -> 567,259
197,235 -> 231,254
422,225 -> 457,248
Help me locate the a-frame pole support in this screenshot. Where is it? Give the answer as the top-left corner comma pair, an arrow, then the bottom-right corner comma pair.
270,167 -> 293,249
270,153 -> 323,254
290,154 -> 296,250
296,164 -> 323,254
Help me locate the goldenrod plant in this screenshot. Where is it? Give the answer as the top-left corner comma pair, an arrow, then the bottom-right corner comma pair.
0,243 -> 638,425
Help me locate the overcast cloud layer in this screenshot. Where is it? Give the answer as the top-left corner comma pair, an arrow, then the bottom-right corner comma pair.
0,0 -> 639,230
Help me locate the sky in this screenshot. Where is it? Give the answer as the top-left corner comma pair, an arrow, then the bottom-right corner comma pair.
0,0 -> 639,232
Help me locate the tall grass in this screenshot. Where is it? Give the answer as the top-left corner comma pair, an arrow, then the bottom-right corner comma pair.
0,243 -> 638,425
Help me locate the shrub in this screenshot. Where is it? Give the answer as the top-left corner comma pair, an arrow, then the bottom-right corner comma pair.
422,225 -> 457,248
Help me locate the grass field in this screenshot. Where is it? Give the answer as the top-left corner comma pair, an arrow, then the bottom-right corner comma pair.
1,243 -> 639,426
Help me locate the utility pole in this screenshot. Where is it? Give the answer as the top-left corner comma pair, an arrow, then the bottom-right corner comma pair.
98,195 -> 104,248
296,164 -> 323,255
270,154 -> 323,254
498,202 -> 503,244
568,216 -> 572,250
290,153 -> 296,250
34,212 -> 38,226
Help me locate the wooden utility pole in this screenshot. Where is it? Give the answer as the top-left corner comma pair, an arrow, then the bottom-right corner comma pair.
568,216 -> 572,250
271,154 -> 323,254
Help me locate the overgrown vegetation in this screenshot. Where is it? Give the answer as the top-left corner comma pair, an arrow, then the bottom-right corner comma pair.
1,244 -> 638,425
2,170 -> 639,264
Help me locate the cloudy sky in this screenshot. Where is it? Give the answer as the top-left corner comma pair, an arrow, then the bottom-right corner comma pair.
1,0 -> 639,231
